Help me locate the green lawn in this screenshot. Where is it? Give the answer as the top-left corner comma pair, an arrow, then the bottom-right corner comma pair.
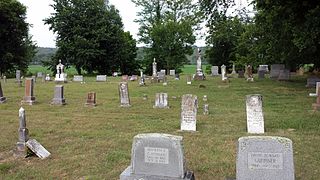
0,74 -> 319,179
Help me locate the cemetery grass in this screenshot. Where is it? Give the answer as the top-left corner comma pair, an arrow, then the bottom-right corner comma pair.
0,75 -> 320,179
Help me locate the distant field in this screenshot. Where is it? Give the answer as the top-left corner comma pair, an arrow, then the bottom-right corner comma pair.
0,74 -> 319,179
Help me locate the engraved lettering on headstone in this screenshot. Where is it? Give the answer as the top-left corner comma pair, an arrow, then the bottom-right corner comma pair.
144,147 -> 169,164
248,152 -> 283,170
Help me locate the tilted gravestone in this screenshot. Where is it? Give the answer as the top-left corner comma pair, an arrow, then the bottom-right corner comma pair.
85,92 -> 96,106
180,94 -> 198,131
0,82 -> 6,103
73,75 -> 83,82
119,82 -> 131,107
51,85 -> 66,105
26,139 -> 51,159
270,64 -> 285,79
16,70 -> 22,83
236,136 -> 294,180
246,95 -> 264,134
14,107 -> 29,158
120,133 -> 195,180
153,93 -> 169,108
21,78 -> 36,105
211,66 -> 219,76
96,75 -> 107,82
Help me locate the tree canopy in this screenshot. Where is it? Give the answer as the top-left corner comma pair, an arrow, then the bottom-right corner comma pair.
44,0 -> 139,75
0,0 -> 36,75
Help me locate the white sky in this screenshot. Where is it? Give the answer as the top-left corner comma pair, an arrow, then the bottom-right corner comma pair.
18,0 -> 250,48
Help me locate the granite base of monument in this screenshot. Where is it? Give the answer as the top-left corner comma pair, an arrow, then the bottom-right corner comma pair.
21,96 -> 36,105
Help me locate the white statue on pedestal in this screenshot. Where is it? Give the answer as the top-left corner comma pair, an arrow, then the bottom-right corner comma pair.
54,60 -> 67,82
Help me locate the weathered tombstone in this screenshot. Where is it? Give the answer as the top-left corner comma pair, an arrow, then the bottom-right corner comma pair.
153,93 -> 169,108
203,104 -> 209,115
278,69 -> 290,81
158,72 -> 165,83
236,136 -> 294,180
258,65 -> 269,72
21,78 -> 36,105
160,69 -> 166,75
231,63 -> 236,74
37,72 -> 43,78
122,75 -> 129,81
119,82 -> 131,107
180,94 -> 197,131
246,95 -> 264,134
0,82 -> 6,103
246,65 -> 254,82
175,73 -> 180,80
51,85 -> 66,105
85,92 -> 96,106
186,75 -> 192,85
194,48 -> 205,80
170,70 -> 175,76
45,74 -> 51,81
120,133 -> 195,180
312,85 -> 320,111
26,139 -> 51,159
270,64 -> 285,79
238,70 -> 245,78
14,107 -> 29,158
73,75 -> 83,82
221,64 -> 228,81
3,75 -> 7,83
16,70 -> 21,83
31,75 -> 36,83
211,66 -> 219,76
152,58 -> 157,77
306,76 -> 320,87
96,75 -> 107,82
258,70 -> 266,79
142,94 -> 148,100
54,60 -> 68,83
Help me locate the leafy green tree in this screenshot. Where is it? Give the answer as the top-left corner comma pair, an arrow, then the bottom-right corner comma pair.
45,0 -> 138,75
0,0 -> 36,75
132,0 -> 199,74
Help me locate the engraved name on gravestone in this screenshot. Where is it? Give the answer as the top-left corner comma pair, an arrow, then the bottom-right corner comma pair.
96,75 -> 107,82
0,82 -> 6,103
237,136 -> 294,180
120,133 -> 195,180
181,94 -> 197,131
153,93 -> 169,108
85,92 -> 96,106
51,85 -> 66,105
211,66 -> 219,76
119,82 -> 131,107
73,75 -> 83,82
246,95 -> 264,134
21,78 -> 36,105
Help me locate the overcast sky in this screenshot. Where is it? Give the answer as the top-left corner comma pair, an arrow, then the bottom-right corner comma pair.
18,0 -> 249,48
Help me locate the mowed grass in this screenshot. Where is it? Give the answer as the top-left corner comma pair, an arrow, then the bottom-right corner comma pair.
0,73 -> 320,179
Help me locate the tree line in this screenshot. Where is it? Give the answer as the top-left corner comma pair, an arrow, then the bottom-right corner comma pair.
1,0 -> 319,75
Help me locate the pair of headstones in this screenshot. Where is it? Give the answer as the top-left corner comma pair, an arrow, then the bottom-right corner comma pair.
270,64 -> 290,81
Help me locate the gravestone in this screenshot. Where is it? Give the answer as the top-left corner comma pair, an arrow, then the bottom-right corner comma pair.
246,95 -> 264,134
258,65 -> 269,72
0,82 -> 6,103
160,69 -> 166,75
139,76 -> 146,86
180,94 -> 197,131
231,63 -> 236,74
221,64 -> 228,81
236,136 -> 294,180
186,75 -> 192,85
119,82 -> 131,107
122,75 -> 129,81
3,75 -> 7,83
170,70 -> 175,76
238,70 -> 245,78
203,104 -> 209,115
37,72 -> 43,78
54,60 -> 68,83
306,76 -> 320,87
270,64 -> 285,79
194,48 -> 205,80
312,85 -> 320,111
211,66 -> 219,76
45,74 -> 51,81
21,78 -> 36,105
278,69 -> 290,81
130,75 -> 138,81
26,139 -> 51,159
246,65 -> 254,82
16,70 -> 22,83
310,82 -> 320,97
120,133 -> 195,180
73,75 -> 83,82
153,93 -> 169,108
175,73 -> 180,80
14,107 -> 29,157
96,75 -> 107,82
85,92 -> 96,106
152,58 -> 157,77
51,85 -> 66,105
258,70 -> 266,79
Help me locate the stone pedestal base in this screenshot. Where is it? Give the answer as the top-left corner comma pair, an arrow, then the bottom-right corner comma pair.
0,96 -> 6,103
85,102 -> 96,107
120,166 -> 195,180
14,142 -> 29,158
51,98 -> 66,105
21,96 -> 36,105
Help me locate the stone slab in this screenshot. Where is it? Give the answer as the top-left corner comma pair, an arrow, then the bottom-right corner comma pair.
96,75 -> 107,82
246,95 -> 264,134
26,139 -> 51,159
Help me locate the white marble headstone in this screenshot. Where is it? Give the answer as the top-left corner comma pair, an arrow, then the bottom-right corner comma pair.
246,95 -> 264,134
153,93 -> 169,108
180,94 -> 197,131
